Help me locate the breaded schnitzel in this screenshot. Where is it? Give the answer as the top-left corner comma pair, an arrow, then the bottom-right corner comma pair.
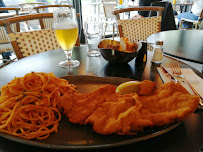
58,81 -> 199,135
58,84 -> 118,124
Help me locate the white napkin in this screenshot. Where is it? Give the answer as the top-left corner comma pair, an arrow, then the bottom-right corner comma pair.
157,67 -> 203,98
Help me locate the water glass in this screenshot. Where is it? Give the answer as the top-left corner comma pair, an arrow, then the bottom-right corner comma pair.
84,21 -> 103,57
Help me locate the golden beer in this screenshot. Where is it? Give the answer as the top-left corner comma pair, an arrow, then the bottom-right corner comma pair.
55,27 -> 78,51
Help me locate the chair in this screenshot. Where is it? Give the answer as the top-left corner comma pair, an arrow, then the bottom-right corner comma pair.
8,29 -> 60,59
19,2 -> 45,14
0,7 -> 20,15
179,9 -> 203,30
113,7 -> 164,51
101,0 -> 117,37
199,21 -> 203,30
18,3 -> 45,31
0,7 -> 20,68
33,5 -> 80,46
2,13 -> 60,59
0,21 -> 17,53
0,25 -> 16,68
33,4 -> 73,13
59,0 -> 72,5
2,13 -> 80,59
33,5 -> 73,30
149,1 -> 177,31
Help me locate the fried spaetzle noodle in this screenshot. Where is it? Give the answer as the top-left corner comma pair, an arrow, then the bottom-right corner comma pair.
0,72 -> 77,139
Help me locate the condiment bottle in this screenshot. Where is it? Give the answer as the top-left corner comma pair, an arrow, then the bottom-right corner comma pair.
136,41 -> 147,63
151,41 -> 163,64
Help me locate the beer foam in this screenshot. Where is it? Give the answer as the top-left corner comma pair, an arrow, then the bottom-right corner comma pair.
54,22 -> 77,30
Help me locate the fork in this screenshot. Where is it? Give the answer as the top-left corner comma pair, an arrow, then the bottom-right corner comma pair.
171,60 -> 203,107
171,60 -> 184,78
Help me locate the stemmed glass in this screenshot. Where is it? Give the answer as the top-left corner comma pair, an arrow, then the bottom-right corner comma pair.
53,7 -> 79,68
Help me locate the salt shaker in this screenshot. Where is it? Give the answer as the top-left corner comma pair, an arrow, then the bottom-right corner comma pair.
151,41 -> 164,64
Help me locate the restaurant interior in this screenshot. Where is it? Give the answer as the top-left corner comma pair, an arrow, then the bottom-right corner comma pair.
0,0 -> 203,152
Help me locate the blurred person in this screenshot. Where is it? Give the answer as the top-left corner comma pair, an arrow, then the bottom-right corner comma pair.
177,0 -> 203,28
0,0 -> 8,13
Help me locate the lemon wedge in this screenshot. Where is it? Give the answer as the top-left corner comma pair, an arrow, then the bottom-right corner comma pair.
115,81 -> 140,94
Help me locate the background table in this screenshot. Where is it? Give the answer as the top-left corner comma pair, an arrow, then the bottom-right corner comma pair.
173,2 -> 193,13
0,12 -> 16,19
0,46 -> 202,152
147,30 -> 203,64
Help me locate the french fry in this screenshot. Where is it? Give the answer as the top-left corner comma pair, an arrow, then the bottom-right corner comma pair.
98,38 -> 138,52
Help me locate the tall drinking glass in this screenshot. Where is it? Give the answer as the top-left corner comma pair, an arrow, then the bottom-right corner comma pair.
53,7 -> 79,68
84,21 -> 103,57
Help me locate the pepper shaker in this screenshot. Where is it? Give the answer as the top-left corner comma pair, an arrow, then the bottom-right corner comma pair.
136,41 -> 147,63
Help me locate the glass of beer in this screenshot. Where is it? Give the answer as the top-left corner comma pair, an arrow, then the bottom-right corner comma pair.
53,7 -> 79,68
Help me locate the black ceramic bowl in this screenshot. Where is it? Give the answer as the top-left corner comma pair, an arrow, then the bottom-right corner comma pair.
99,40 -> 142,64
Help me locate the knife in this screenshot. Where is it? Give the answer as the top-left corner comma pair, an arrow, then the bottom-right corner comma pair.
161,65 -> 198,96
161,66 -> 178,83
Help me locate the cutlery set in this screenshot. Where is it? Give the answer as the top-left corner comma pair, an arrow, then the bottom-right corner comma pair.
161,62 -> 203,108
